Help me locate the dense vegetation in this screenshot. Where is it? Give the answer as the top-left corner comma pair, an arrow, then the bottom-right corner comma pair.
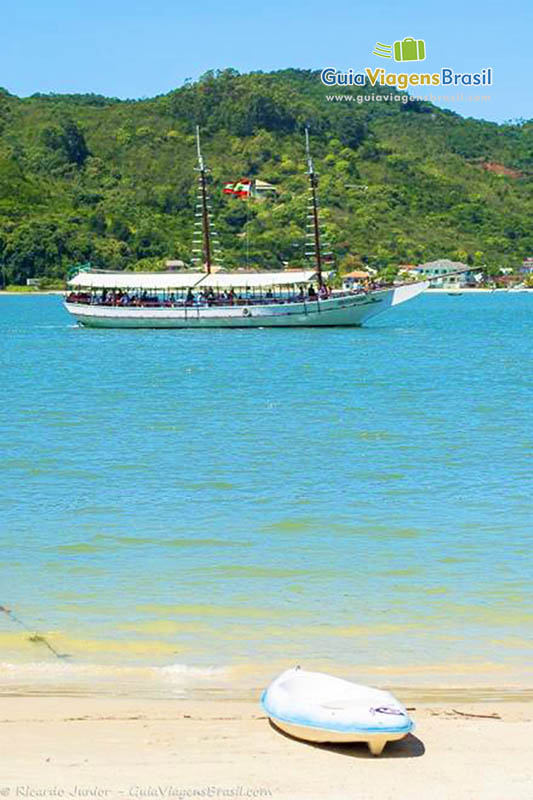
0,69 -> 532,286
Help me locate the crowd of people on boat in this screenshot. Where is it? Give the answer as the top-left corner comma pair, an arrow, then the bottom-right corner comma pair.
66,283 -> 337,307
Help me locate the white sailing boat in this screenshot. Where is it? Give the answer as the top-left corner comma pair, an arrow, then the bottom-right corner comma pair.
64,128 -> 428,329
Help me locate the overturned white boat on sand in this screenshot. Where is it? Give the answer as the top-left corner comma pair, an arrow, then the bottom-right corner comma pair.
261,667 -> 414,756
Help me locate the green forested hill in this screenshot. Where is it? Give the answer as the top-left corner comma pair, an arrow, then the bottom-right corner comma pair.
0,68 -> 532,285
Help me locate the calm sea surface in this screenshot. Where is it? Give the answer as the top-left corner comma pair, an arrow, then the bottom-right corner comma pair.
0,294 -> 531,690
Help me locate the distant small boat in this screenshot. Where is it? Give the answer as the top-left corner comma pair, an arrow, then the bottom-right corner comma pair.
261,667 -> 414,756
447,291 -> 463,296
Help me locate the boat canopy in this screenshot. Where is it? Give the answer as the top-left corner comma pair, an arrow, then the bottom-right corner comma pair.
199,270 -> 329,289
68,269 -> 329,290
68,271 -> 205,290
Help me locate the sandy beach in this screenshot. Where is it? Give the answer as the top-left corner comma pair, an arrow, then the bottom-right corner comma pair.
0,693 -> 532,800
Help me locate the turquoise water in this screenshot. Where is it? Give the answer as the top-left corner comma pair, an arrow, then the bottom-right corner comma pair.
0,294 -> 532,685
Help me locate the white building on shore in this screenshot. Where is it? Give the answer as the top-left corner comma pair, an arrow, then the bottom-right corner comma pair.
407,259 -> 477,288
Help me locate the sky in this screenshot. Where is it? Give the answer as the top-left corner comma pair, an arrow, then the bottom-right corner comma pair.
2,0 -> 532,123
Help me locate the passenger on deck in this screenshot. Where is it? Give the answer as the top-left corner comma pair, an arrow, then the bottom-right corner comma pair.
319,284 -> 329,299
186,289 -> 195,304
296,286 -> 305,301
308,285 -> 317,299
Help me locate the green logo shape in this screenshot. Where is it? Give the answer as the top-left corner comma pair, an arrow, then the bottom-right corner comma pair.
393,37 -> 426,62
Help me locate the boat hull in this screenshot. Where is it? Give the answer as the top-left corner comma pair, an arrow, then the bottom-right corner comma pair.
269,718 -> 408,753
64,282 -> 428,329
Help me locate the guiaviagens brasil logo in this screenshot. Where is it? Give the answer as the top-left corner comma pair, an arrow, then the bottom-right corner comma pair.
321,36 -> 493,90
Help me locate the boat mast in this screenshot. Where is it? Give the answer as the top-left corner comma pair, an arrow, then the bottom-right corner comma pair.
195,125 -> 212,274
305,127 -> 324,288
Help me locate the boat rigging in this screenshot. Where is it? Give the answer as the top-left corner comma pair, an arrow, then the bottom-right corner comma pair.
192,126 -> 222,274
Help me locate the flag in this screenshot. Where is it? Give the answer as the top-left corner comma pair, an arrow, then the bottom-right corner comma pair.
223,179 -> 252,197
234,179 -> 252,197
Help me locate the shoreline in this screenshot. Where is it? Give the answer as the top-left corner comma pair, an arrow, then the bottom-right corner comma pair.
1,694 -> 532,799
2,685 -> 533,705
2,655 -> 533,703
0,290 -> 65,295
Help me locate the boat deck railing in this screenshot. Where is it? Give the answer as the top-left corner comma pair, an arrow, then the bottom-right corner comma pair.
65,287 -> 390,309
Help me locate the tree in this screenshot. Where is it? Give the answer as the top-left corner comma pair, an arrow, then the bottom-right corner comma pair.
61,118 -> 89,166
337,117 -> 367,149
41,117 -> 89,168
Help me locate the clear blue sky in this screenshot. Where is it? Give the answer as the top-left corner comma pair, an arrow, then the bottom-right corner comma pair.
3,0 -> 531,123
